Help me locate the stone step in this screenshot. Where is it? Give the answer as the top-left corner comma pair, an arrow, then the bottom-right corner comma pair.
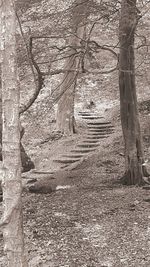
71,148 -> 96,153
88,129 -> 114,134
82,140 -> 99,143
88,125 -> 114,130
60,164 -> 70,169
87,132 -> 111,135
62,154 -> 83,158
81,116 -> 103,120
87,122 -> 111,126
22,171 -> 55,179
54,158 -> 80,164
77,143 -> 99,148
31,170 -> 54,175
89,126 -> 114,130
78,112 -> 96,116
26,178 -> 38,184
86,135 -> 108,139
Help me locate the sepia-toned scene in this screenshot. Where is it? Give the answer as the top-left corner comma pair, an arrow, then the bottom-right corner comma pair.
0,0 -> 150,266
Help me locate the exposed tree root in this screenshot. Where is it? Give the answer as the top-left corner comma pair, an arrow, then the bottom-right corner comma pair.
119,172 -> 150,186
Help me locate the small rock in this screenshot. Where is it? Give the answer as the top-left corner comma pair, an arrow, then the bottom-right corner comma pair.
143,198 -> 150,203
28,177 -> 57,193
29,183 -> 54,194
134,200 -> 140,205
142,185 -> 150,190
27,178 -> 37,184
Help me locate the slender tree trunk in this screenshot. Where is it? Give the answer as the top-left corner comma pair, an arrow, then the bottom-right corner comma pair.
56,0 -> 87,135
119,0 -> 147,185
0,0 -> 28,266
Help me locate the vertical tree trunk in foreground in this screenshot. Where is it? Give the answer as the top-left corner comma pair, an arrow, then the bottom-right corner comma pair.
56,0 -> 87,135
0,0 -> 28,266
119,0 -> 146,185
0,97 -> 35,171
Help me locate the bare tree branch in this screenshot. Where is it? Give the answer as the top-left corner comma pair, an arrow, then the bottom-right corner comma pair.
19,36 -> 44,114
16,11 -> 37,86
89,40 -> 118,59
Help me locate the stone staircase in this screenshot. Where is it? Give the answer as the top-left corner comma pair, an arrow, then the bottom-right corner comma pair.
52,111 -> 114,170
21,110 -> 115,192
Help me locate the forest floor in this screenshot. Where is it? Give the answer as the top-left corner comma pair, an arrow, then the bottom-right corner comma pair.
0,84 -> 150,267
0,1 -> 150,266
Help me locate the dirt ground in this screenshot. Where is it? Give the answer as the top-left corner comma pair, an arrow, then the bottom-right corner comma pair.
0,92 -> 150,267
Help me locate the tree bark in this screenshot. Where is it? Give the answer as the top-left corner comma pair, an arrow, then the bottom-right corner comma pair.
0,0 -> 28,266
119,0 -> 147,185
56,49 -> 79,135
56,0 -> 87,135
0,98 -> 35,172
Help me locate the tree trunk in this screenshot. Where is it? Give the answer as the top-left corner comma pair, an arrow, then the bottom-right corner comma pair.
0,98 -> 35,172
0,0 -> 28,266
56,0 -> 87,135
0,101 -> 35,172
119,0 -> 146,185
56,50 -> 79,135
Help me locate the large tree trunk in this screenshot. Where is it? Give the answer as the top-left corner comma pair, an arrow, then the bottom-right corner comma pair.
119,0 -> 147,185
0,105 -> 35,172
0,95 -> 35,172
56,49 -> 79,135
0,0 -> 28,266
56,0 -> 87,135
